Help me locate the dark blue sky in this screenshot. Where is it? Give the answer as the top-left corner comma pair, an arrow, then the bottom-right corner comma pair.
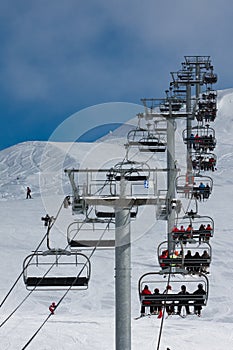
0,0 -> 231,150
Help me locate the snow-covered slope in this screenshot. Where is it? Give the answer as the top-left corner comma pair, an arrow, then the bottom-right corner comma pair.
0,89 -> 233,349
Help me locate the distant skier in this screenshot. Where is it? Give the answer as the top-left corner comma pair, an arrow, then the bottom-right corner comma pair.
26,186 -> 32,199
49,302 -> 56,314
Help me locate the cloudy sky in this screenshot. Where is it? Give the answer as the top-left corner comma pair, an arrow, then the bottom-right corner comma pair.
0,0 -> 231,150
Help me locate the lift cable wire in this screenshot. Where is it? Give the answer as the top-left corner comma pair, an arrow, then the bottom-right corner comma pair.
0,199 -> 64,310
21,313 -> 52,350
21,218 -> 113,350
156,266 -> 173,350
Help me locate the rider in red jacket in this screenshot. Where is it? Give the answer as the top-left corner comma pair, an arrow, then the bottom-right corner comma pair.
141,285 -> 153,316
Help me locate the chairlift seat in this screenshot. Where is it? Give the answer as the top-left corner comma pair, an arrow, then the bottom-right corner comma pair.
141,293 -> 207,306
95,211 -> 137,218
139,147 -> 166,153
26,276 -> 89,287
70,239 -> 115,248
159,258 -> 211,266
114,175 -> 148,181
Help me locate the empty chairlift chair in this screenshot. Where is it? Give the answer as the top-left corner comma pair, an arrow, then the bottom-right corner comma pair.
23,250 -> 91,291
67,219 -> 116,249
110,160 -> 150,182
138,136 -> 167,153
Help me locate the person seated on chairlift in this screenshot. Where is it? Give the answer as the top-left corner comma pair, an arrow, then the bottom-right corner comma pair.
177,285 -> 191,316
172,225 -> 179,240
159,250 -> 168,269
200,250 -> 210,274
184,250 -> 193,272
169,251 -> 179,267
198,182 -> 206,201
198,224 -> 206,243
151,288 -> 162,315
186,224 -> 193,236
204,223 -> 212,241
204,183 -> 210,198
193,283 -> 206,317
140,285 -> 153,316
175,225 -> 186,242
192,251 -> 201,273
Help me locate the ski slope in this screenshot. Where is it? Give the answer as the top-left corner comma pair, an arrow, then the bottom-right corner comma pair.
0,89 -> 233,349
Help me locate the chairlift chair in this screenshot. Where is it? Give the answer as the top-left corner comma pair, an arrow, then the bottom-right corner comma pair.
127,128 -> 148,146
110,160 -> 151,182
95,206 -> 138,220
138,271 -> 209,313
203,72 -> 218,85
171,215 -> 214,241
183,125 -> 216,151
67,218 -> 116,249
175,174 -> 213,200
23,250 -> 91,291
190,152 -> 217,173
157,240 -> 212,274
138,136 -> 167,153
159,100 -> 183,113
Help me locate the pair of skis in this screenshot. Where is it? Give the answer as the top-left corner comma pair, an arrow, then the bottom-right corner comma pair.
134,310 -> 163,320
135,311 -> 192,320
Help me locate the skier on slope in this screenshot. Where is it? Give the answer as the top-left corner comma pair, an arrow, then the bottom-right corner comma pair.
49,302 -> 56,314
26,186 -> 32,199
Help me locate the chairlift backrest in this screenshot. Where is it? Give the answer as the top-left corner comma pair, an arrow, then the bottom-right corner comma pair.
23,250 -> 91,291
138,271 -> 209,305
67,219 -> 116,249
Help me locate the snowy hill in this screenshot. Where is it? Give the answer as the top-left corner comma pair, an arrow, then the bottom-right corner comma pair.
0,89 -> 233,349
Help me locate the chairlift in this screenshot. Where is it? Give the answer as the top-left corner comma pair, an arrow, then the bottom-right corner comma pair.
138,271 -> 209,312
138,136 -> 166,153
159,100 -> 183,113
183,125 -> 216,151
110,160 -> 150,182
127,128 -> 148,146
176,174 -> 213,200
196,92 -> 217,122
72,197 -> 87,215
191,152 -> 217,173
203,72 -> 218,84
195,109 -> 217,123
171,215 -> 214,242
67,218 -> 116,249
23,250 -> 91,291
177,70 -> 194,81
157,240 -> 212,274
127,124 -> 167,147
95,206 -> 138,220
